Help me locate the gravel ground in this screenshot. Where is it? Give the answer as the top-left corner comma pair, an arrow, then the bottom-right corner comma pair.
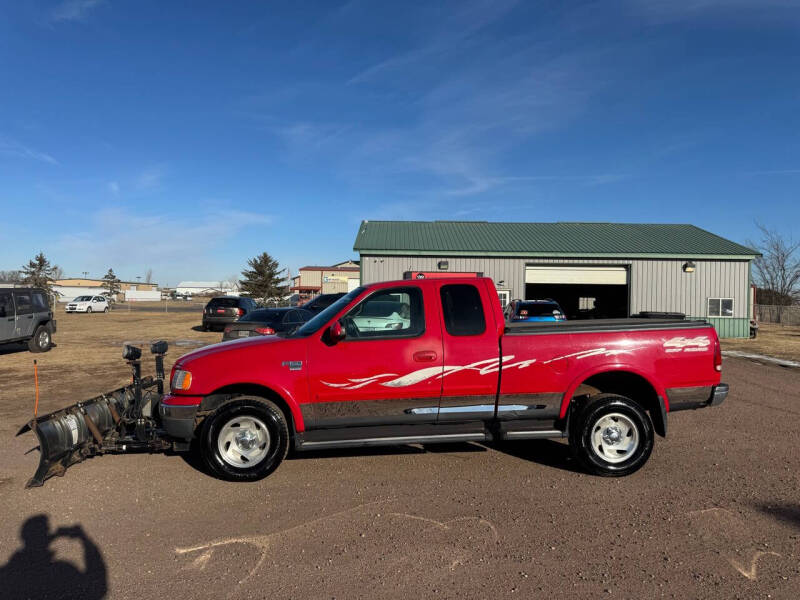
1,315 -> 798,599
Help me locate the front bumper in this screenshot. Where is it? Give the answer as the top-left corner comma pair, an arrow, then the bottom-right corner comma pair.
159,395 -> 202,440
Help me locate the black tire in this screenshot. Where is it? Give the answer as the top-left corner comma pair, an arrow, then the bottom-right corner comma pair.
103,307 -> 109,313
86,307 -> 92,313
202,322 -> 209,331
28,325 -> 52,353
569,394 -> 653,477
200,397 -> 289,482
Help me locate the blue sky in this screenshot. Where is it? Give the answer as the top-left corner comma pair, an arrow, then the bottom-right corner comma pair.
1,0 -> 799,286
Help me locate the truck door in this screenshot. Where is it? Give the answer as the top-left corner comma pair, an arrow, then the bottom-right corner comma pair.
0,291 -> 15,340
12,291 -> 35,338
437,282 -> 502,422
306,284 -> 444,428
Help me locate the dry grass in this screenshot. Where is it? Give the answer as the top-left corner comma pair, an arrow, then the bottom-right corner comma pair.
0,311 -> 220,428
721,322 -> 800,363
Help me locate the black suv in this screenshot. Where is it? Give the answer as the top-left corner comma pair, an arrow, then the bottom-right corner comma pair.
0,288 -> 56,353
202,296 -> 259,331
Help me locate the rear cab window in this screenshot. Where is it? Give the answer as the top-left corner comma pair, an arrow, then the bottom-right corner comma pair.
32,292 -> 49,311
14,292 -> 33,315
440,284 -> 486,336
0,292 -> 13,318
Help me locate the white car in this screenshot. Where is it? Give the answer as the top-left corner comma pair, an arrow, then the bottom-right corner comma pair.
65,295 -> 110,313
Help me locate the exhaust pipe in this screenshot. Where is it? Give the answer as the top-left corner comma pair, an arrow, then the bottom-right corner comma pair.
18,341 -> 170,488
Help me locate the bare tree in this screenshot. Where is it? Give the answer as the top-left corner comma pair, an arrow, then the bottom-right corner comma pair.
0,270 -> 21,283
52,265 -> 64,281
749,223 -> 800,323
145,268 -> 153,284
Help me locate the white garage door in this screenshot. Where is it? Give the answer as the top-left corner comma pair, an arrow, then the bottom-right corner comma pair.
525,266 -> 628,285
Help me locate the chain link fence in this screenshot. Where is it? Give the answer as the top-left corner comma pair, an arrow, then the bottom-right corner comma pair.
755,304 -> 800,325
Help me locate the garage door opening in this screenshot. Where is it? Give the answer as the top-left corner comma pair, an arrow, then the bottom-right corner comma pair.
524,266 -> 629,320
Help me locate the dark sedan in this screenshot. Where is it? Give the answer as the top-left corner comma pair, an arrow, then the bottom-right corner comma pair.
222,308 -> 313,340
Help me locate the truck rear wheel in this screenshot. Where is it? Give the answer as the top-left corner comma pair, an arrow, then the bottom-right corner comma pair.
569,394 -> 653,477
201,397 -> 289,482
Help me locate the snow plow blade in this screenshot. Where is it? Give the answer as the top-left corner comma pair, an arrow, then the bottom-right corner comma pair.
17,342 -> 172,488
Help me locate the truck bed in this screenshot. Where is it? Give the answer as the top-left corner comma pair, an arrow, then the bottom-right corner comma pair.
505,318 -> 711,335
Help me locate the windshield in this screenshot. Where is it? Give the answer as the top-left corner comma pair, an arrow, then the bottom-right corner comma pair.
293,287 -> 365,337
74,296 -> 92,301
240,309 -> 285,323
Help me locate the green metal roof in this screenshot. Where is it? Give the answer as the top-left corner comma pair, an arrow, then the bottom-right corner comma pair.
353,221 -> 759,259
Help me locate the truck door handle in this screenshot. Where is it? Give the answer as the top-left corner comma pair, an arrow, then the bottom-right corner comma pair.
413,350 -> 438,362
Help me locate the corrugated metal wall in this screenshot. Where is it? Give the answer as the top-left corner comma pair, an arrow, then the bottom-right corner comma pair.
360,255 -> 750,319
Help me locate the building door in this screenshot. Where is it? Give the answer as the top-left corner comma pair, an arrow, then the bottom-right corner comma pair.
524,265 -> 629,320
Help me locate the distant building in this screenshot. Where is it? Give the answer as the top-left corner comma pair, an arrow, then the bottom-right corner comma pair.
291,261 -> 360,302
176,281 -> 238,296
53,277 -> 158,303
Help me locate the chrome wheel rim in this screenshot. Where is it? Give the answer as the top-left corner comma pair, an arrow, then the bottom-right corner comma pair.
217,415 -> 270,468
590,412 -> 639,464
38,330 -> 49,348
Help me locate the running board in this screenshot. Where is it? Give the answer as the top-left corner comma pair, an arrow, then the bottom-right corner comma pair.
295,422 -> 489,451
501,429 -> 564,440
296,432 -> 488,451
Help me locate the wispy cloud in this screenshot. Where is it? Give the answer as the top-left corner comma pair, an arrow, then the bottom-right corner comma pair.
627,0 -> 800,24
135,165 -> 167,190
49,0 -> 105,24
107,181 -> 120,194
0,135 -> 59,165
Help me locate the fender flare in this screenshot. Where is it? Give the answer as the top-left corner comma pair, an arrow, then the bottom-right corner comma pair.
559,363 -> 669,437
201,381 -> 306,432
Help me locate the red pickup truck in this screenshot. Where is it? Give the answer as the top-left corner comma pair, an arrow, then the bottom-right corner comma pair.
159,277 -> 727,481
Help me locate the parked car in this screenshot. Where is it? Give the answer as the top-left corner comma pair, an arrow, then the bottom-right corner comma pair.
202,296 -> 259,331
504,299 -> 566,322
301,293 -> 345,313
0,288 -> 56,352
65,295 -> 109,314
222,307 -> 313,340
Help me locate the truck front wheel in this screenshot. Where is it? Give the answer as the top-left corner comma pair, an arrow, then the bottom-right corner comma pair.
569,394 -> 653,477
201,397 -> 289,482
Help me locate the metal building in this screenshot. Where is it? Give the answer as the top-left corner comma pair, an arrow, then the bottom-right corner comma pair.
353,221 -> 759,338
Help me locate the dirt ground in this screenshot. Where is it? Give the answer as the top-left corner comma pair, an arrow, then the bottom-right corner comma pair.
1,313 -> 799,599
723,322 -> 800,363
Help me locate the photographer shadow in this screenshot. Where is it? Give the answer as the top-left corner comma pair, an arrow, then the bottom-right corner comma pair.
0,514 -> 107,600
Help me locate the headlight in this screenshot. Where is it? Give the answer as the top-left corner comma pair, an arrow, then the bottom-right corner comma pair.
171,369 -> 193,391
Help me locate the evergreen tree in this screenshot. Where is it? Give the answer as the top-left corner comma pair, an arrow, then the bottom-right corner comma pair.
20,252 -> 56,296
240,252 -> 288,303
102,268 -> 121,299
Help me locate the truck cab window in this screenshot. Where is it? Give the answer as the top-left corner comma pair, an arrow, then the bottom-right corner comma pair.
440,284 -> 486,336
342,287 -> 424,339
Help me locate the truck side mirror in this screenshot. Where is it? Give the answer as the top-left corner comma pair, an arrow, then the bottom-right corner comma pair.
328,321 -> 346,344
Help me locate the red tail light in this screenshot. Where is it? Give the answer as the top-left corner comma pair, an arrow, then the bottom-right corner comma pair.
224,326 -> 231,333
237,308 -> 245,316
255,327 -> 275,335
713,336 -> 722,372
